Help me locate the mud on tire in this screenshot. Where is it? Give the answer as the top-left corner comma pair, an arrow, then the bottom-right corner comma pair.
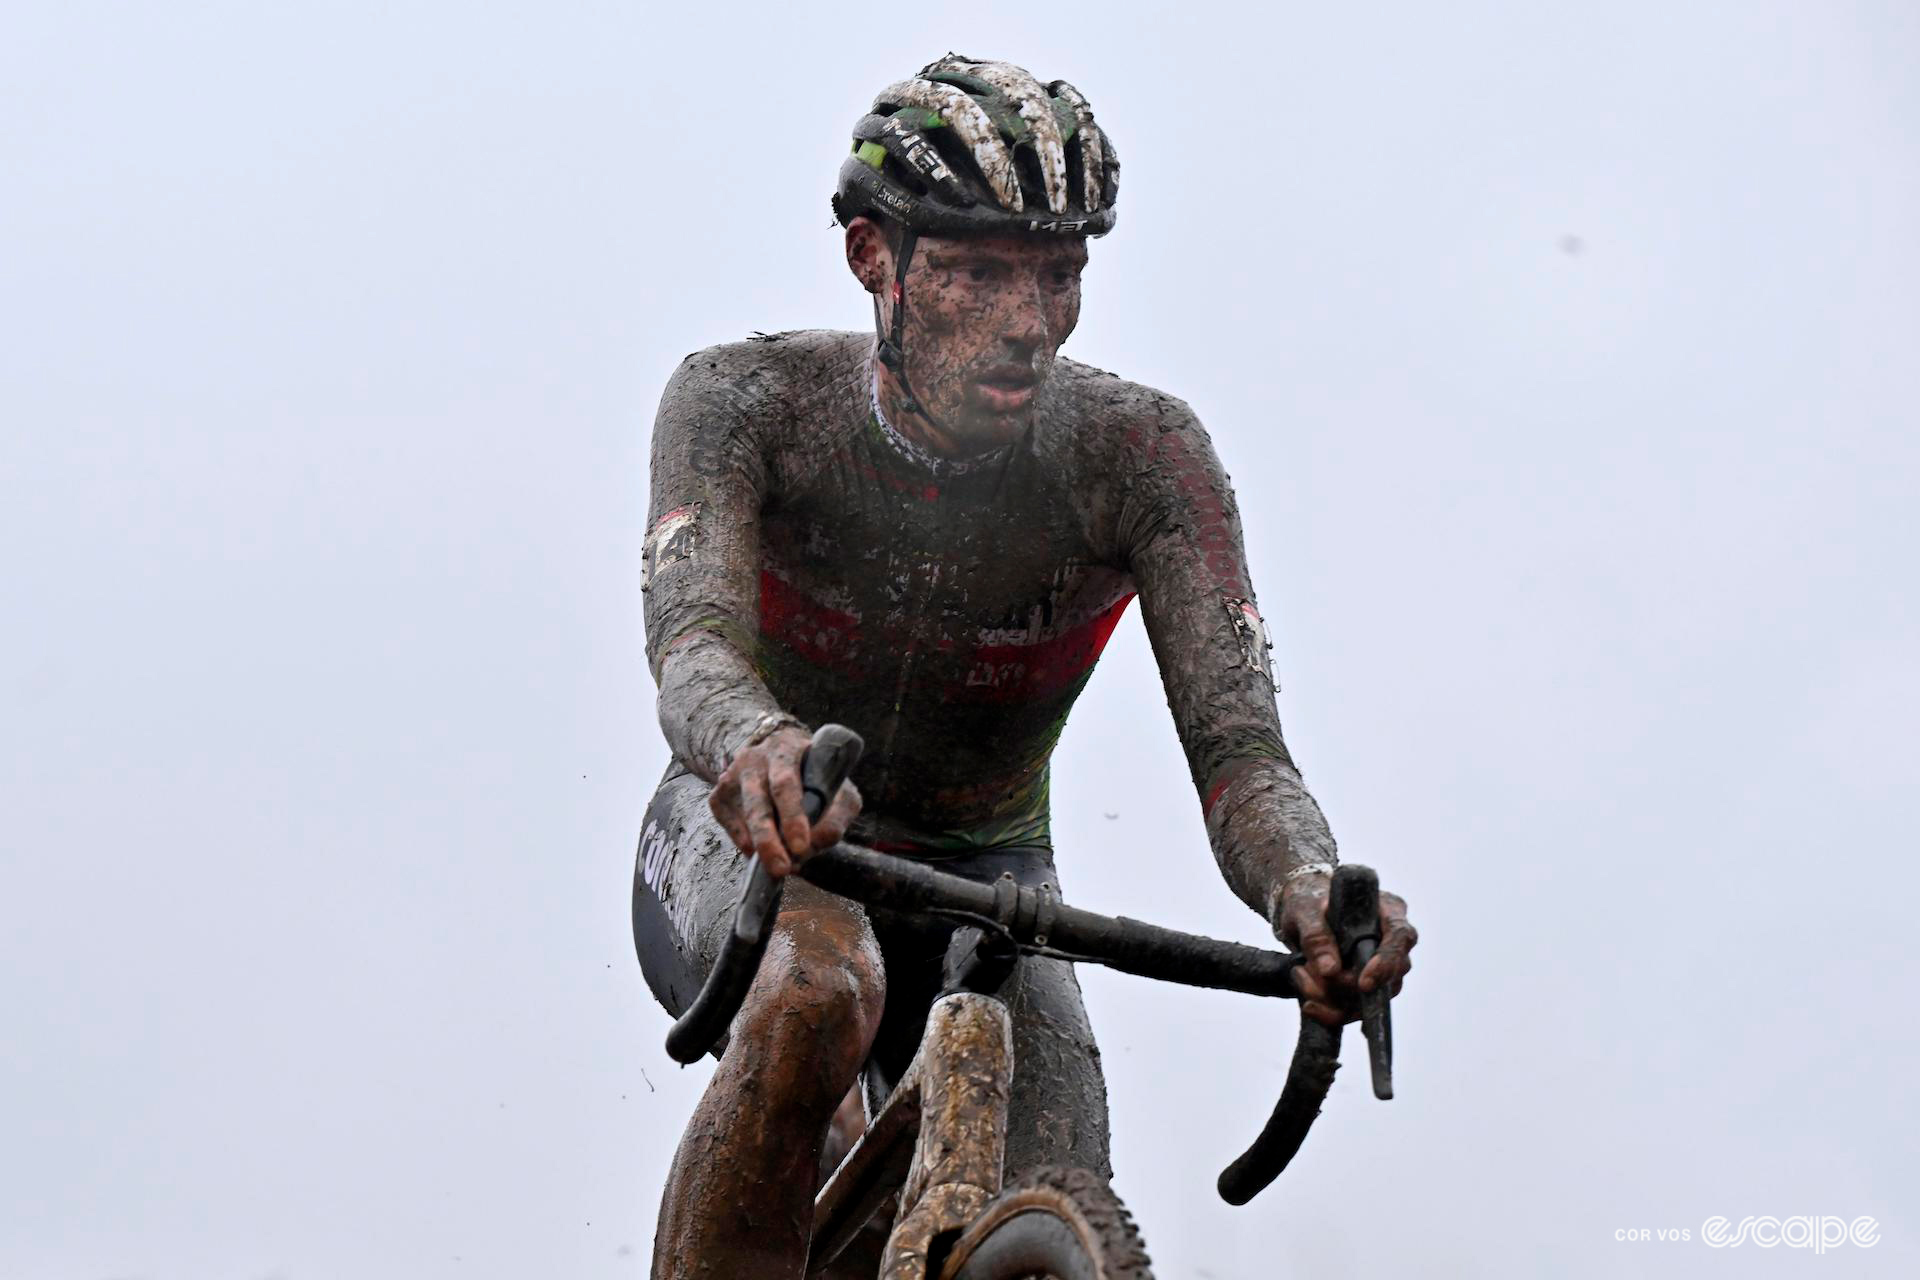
936,1165 -> 1153,1280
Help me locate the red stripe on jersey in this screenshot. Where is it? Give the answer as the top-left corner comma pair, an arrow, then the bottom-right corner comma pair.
759,571 -> 863,671
959,592 -> 1136,703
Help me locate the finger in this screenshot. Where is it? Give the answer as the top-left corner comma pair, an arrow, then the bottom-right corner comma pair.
1359,951 -> 1408,993
812,780 -> 863,851
707,778 -> 753,854
1359,954 -> 1382,992
1375,894 -> 1416,952
765,749 -> 811,859
747,816 -> 789,876
1291,904 -> 1343,979
1360,918 -> 1418,992
1357,944 -> 1403,991
737,762 -> 790,877
1322,960 -> 1362,996
1276,879 -> 1322,943
713,807 -> 754,856
1290,962 -> 1327,1003
1303,1000 -> 1352,1027
708,765 -> 740,815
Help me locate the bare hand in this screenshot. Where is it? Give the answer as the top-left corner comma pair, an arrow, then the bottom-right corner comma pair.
708,726 -> 862,876
1275,875 -> 1417,1027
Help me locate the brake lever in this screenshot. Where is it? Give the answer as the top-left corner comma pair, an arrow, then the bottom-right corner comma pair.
726,724 -> 864,951
1328,864 -> 1393,1100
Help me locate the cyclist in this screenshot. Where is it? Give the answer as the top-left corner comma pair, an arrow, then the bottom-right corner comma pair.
633,55 -> 1418,1278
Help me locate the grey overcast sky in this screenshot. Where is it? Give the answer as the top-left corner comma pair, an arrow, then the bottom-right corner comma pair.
4,2 -> 1916,1277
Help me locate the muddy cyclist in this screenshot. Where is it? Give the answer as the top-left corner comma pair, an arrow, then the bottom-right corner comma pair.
632,54 -> 1419,1278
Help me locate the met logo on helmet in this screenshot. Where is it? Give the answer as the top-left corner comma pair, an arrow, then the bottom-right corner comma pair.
1027,218 -> 1090,233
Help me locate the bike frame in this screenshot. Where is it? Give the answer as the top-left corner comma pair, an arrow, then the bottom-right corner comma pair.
809,990 -> 1015,1278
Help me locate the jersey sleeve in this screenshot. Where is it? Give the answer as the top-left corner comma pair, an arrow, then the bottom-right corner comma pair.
1117,397 -> 1338,926
642,347 -> 793,781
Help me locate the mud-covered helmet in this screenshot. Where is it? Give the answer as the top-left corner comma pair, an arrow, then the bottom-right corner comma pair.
832,54 -> 1119,238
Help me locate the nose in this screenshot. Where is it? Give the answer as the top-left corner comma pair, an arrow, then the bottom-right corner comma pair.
1000,275 -> 1051,353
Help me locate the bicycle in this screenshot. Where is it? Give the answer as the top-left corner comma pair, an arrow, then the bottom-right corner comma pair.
664,726 -> 1396,1278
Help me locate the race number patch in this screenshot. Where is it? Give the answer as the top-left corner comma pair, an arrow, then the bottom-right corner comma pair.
640,504 -> 700,591
1226,596 -> 1277,690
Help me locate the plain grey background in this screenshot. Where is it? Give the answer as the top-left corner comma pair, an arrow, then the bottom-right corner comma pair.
4,2 -> 1915,1277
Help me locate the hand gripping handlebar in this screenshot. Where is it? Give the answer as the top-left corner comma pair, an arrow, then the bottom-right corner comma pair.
662,724 -> 1395,1206
1216,863 -> 1393,1204
662,724 -> 865,1064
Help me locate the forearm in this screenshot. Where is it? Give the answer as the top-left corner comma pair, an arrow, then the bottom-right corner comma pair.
1203,752 -> 1339,925
654,630 -> 802,783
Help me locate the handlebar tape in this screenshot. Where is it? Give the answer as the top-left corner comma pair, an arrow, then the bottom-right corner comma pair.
1217,1013 -> 1342,1205
1217,863 -> 1388,1204
663,725 -> 865,1064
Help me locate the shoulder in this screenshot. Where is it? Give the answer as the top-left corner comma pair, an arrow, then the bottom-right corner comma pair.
1020,358 -> 1214,559
1041,355 -> 1210,469
658,329 -> 868,427
1042,358 -> 1247,563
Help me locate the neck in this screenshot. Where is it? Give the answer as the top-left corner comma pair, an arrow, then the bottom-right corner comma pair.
872,360 -> 972,457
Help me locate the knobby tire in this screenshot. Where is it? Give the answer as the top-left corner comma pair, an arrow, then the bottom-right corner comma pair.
937,1166 -> 1153,1280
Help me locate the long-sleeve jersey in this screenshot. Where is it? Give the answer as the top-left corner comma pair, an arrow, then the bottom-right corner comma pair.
642,329 -> 1337,926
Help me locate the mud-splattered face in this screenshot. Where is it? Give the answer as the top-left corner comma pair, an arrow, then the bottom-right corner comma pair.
847,217 -> 1088,452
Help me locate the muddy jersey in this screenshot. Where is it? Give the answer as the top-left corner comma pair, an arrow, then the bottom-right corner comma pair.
642,330 -> 1336,921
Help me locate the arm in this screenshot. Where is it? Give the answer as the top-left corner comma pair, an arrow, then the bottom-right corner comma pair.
1118,396 -> 1415,1021
1118,396 -> 1336,927
642,346 -> 858,872
643,347 -> 789,779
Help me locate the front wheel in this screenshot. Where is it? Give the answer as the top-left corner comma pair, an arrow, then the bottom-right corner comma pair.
937,1166 -> 1153,1280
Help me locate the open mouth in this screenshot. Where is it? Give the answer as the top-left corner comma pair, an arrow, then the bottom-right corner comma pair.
976,370 -> 1039,411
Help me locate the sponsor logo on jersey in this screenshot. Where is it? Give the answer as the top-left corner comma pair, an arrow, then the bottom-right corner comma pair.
1227,596 -> 1277,690
641,504 -> 700,591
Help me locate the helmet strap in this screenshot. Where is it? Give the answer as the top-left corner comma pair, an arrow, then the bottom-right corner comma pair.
872,227 -> 940,428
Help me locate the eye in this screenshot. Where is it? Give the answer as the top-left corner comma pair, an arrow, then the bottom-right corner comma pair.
967,265 -> 995,284
1050,269 -> 1078,288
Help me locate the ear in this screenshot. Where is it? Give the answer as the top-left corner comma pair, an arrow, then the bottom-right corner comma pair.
845,216 -> 893,295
